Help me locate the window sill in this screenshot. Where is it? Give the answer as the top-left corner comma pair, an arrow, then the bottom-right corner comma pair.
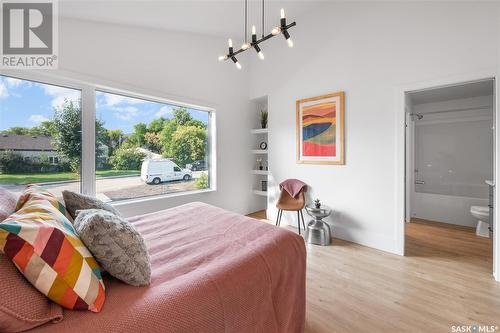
110,187 -> 216,208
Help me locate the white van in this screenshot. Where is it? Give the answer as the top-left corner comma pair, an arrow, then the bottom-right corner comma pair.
141,159 -> 192,184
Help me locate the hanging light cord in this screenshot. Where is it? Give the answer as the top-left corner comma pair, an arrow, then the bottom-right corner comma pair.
244,0 -> 248,44
262,0 -> 265,38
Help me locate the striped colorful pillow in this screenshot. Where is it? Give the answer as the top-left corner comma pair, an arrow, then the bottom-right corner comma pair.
16,185 -> 74,221
0,186 -> 105,312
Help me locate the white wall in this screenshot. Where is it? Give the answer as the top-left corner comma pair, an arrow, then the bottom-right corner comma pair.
249,1 -> 500,253
14,18 -> 258,217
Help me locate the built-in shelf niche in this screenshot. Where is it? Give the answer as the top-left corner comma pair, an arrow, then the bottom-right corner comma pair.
250,95 -> 269,212
252,190 -> 267,197
250,128 -> 269,134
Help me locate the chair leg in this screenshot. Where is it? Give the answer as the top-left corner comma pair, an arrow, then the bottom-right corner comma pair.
297,211 -> 301,235
299,210 -> 306,230
276,209 -> 283,227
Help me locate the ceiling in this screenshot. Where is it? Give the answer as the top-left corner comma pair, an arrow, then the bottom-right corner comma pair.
59,0 -> 324,40
409,79 -> 495,105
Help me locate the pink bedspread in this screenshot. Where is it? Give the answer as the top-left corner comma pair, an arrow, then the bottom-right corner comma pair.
31,202 -> 306,333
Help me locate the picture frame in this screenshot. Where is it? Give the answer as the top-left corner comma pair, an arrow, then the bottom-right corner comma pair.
296,91 -> 345,165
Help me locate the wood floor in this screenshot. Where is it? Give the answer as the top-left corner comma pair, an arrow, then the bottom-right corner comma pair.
247,211 -> 500,333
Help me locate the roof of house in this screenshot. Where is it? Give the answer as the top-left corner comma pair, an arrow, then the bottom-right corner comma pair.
0,135 -> 55,151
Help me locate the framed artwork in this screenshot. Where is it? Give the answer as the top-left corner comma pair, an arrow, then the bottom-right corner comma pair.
296,91 -> 344,165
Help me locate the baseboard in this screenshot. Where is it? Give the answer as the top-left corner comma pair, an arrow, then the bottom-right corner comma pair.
284,221 -> 399,255
331,225 -> 399,254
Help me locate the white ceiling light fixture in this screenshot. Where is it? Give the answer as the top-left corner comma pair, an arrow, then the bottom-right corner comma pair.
218,0 -> 297,69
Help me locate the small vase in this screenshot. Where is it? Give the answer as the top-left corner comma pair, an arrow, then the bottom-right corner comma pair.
315,204 -> 321,209
259,166 -> 263,170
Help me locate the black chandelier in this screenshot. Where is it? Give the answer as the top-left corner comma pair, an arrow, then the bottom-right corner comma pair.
218,0 -> 296,69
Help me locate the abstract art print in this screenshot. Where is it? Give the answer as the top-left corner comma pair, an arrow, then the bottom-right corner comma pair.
296,91 -> 344,164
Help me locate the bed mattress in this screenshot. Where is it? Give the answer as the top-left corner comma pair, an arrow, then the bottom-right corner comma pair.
31,202 -> 306,333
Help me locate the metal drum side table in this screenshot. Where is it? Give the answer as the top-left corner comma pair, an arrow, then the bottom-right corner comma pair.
304,204 -> 332,246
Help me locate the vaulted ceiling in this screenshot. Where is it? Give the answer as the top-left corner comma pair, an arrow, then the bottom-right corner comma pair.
60,0 -> 324,40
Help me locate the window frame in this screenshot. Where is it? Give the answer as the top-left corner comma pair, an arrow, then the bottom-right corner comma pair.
0,71 -> 217,204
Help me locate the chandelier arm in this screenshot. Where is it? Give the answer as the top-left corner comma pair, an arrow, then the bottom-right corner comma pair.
223,21 -> 296,59
219,4 -> 296,64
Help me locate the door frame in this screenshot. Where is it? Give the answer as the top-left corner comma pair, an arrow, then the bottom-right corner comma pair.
394,69 -> 499,282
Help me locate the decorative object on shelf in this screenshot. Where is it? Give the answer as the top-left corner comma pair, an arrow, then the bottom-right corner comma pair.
218,0 -> 296,70
296,91 -> 345,165
261,180 -> 268,191
314,198 -> 321,209
260,141 -> 268,150
256,157 -> 263,170
260,109 -> 268,129
305,204 -> 332,246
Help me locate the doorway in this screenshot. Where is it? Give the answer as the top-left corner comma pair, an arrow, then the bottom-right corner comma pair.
404,79 -> 496,275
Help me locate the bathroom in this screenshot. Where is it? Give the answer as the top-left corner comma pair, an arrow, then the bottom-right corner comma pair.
405,80 -> 495,247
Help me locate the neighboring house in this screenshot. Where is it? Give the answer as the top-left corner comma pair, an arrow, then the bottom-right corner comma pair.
0,134 -> 110,166
0,134 -> 61,164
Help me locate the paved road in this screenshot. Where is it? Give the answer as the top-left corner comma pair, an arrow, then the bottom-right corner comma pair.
2,171 -> 204,202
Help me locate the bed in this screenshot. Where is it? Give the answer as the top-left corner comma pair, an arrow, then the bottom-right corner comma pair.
30,202 -> 307,333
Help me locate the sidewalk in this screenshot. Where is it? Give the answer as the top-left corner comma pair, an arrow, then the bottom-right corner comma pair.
1,171 -> 203,201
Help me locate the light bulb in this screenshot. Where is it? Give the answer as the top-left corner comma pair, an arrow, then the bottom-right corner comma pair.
271,27 -> 281,35
235,61 -> 242,70
241,43 -> 250,50
252,25 -> 256,35
228,38 -> 233,47
258,51 -> 264,60
287,38 -> 294,48
280,8 -> 285,19
218,55 -> 225,61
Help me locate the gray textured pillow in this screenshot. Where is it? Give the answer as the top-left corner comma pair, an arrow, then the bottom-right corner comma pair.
74,209 -> 151,286
62,190 -> 121,219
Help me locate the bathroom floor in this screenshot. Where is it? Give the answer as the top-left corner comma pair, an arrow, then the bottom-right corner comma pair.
406,218 -> 492,262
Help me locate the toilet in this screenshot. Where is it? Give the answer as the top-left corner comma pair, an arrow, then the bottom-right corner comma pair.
470,206 -> 490,238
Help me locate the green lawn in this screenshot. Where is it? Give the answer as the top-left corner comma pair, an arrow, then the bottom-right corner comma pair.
0,170 -> 140,185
